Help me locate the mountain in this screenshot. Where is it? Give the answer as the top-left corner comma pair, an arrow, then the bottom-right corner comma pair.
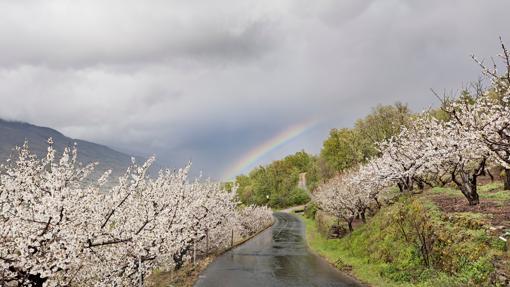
0,119 -> 134,177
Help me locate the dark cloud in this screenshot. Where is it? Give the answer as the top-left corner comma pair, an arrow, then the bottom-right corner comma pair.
1,0 -> 509,179
0,1 -> 280,68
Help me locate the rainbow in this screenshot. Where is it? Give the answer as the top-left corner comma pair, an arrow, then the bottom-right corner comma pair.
223,119 -> 318,180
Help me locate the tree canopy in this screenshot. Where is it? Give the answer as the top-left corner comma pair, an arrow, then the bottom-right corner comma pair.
235,151 -> 319,208
319,103 -> 412,178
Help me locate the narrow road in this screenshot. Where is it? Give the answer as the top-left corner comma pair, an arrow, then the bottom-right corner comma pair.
194,212 -> 362,287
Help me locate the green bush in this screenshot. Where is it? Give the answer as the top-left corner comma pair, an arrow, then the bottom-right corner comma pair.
460,257 -> 494,285
235,151 -> 318,208
304,202 -> 318,219
305,196 -> 504,286
315,210 -> 336,237
289,187 -> 310,205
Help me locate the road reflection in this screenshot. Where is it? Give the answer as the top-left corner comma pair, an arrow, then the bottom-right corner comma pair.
195,212 -> 362,287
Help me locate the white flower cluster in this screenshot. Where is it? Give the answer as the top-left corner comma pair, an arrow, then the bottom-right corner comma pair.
236,205 -> 273,238
313,171 -> 370,231
0,140 -> 271,286
315,42 -> 510,213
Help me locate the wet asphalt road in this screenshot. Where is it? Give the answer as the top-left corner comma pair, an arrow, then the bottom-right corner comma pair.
194,212 -> 362,287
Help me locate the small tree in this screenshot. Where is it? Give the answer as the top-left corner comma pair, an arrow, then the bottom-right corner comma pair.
375,116 -> 439,194
314,172 -> 370,231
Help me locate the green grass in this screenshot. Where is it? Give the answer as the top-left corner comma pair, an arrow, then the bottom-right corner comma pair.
478,182 -> 510,201
429,186 -> 460,197
478,182 -> 504,193
302,195 -> 506,286
302,216 -> 402,287
480,190 -> 510,201
428,182 -> 510,202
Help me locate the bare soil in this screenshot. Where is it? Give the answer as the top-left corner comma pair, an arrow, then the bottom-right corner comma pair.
430,195 -> 510,227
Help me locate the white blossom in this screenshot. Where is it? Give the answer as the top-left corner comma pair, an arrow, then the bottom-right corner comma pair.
0,140 -> 272,286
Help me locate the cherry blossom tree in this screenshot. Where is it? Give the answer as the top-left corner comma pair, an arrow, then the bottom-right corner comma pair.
373,116 -> 442,194
314,171 -> 370,231
348,160 -> 387,208
0,139 -> 273,286
430,117 -> 491,205
458,39 -> 510,189
237,205 -> 273,238
1,139 -> 97,286
313,41 -> 510,220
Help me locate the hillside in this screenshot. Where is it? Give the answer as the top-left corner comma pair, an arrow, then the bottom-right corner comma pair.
0,119 -> 134,177
302,180 -> 510,286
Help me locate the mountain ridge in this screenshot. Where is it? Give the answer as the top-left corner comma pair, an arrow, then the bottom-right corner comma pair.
0,118 -> 135,177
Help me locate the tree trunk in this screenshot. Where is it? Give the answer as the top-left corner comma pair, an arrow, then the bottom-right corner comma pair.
451,162 -> 484,206
399,177 -> 414,193
373,196 -> 381,209
486,169 -> 494,182
458,174 -> 479,205
373,197 -> 381,209
417,180 -> 424,191
360,210 -> 366,223
461,186 -> 480,205
504,168 -> 510,191
397,182 -> 404,193
346,218 -> 353,232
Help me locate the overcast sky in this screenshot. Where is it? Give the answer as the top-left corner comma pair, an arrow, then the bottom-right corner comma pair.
1,0 -> 509,179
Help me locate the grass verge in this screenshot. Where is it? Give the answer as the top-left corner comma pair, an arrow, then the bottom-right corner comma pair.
302,193 -> 509,287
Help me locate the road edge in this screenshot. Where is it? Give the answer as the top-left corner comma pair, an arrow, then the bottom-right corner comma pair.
293,212 -> 370,287
172,217 -> 276,287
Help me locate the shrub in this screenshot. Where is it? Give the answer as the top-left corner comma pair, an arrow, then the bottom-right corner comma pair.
304,202 -> 318,219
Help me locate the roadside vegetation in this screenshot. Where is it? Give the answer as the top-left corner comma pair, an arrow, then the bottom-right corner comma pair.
235,151 -> 320,208
302,41 -> 510,286
302,182 -> 510,286
236,40 -> 510,286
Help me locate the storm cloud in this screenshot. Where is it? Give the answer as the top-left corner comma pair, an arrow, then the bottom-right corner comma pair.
1,0 -> 509,179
